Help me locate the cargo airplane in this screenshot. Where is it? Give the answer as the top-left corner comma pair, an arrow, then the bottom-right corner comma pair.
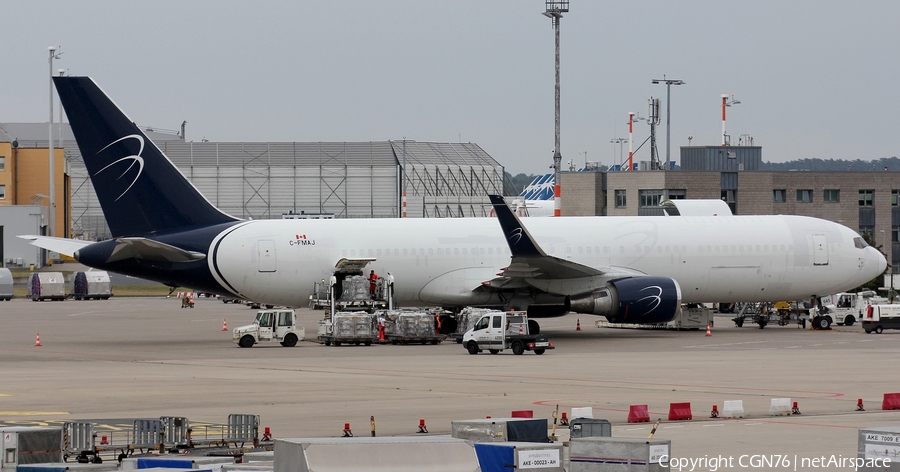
22,77 -> 887,327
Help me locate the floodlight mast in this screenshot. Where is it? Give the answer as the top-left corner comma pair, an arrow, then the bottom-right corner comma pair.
651,77 -> 685,170
48,46 -> 62,241
543,0 -> 567,216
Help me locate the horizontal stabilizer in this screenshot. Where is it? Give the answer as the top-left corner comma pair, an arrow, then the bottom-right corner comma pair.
107,237 -> 206,263
18,235 -> 94,257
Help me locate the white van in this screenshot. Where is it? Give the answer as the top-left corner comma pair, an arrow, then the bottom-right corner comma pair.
862,305 -> 900,334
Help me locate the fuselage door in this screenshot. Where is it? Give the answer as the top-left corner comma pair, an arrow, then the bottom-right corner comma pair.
811,234 -> 828,266
258,240 -> 277,272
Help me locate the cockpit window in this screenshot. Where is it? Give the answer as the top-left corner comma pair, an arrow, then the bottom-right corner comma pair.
853,237 -> 868,249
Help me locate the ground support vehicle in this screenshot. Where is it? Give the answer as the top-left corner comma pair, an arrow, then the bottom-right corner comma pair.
862,304 -> 900,333
380,309 -> 446,345
729,301 -> 809,328
314,259 -> 395,314
451,307 -> 495,343
317,311 -> 378,346
821,290 -> 887,327
233,309 -> 305,348
462,311 -> 554,355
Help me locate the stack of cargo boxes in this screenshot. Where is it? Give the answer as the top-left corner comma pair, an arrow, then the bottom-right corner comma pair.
333,312 -> 376,338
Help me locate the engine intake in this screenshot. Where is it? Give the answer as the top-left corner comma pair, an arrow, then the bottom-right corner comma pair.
567,276 -> 682,324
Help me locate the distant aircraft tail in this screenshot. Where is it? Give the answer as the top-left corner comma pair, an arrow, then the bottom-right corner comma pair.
54,77 -> 237,237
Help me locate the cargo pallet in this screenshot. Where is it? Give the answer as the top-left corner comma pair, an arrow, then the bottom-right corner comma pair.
386,334 -> 446,345
317,335 -> 377,346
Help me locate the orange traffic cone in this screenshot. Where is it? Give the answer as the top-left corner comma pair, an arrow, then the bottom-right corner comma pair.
222,319 -> 228,331
710,404 -> 719,418
576,319 -> 582,331
35,333 -> 41,347
417,418 -> 428,433
705,323 -> 712,337
518,322 -> 524,336
856,398 -> 865,411
342,423 -> 353,437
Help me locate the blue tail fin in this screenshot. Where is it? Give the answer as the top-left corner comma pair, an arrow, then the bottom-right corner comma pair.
54,76 -> 237,237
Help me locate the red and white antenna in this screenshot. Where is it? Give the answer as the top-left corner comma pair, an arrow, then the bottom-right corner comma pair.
627,112 -> 635,171
721,93 -> 740,146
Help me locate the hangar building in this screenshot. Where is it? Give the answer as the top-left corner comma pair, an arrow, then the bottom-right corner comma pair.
1,123 -> 505,241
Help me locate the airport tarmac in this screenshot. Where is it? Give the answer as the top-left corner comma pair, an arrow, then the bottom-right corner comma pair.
1,296 -> 898,470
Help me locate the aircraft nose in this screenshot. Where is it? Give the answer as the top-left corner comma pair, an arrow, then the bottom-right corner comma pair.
870,247 -> 888,277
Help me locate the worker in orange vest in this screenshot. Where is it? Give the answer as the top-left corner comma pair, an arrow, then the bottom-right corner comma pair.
368,270 -> 378,297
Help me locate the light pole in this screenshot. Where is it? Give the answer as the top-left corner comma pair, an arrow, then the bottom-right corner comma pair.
651,77 -> 684,170
58,69 -> 65,154
543,0 -> 568,216
48,46 -> 62,240
882,230 -> 893,302
610,138 -> 626,169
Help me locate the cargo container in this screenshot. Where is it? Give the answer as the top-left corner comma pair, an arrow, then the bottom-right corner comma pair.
857,426 -> 900,471
380,310 -> 445,345
273,437 -> 478,472
569,437 -> 671,472
0,268 -> 12,300
71,271 -> 112,300
0,427 -> 63,470
28,273 -> 66,301
317,312 -> 377,346
451,418 -> 549,443
474,442 -> 565,472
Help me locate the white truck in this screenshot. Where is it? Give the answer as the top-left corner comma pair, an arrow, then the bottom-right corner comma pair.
462,311 -> 554,355
233,309 -> 305,348
820,290 -> 888,328
862,304 -> 900,334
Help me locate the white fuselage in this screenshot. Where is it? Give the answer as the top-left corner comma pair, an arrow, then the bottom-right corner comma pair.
208,214 -> 884,308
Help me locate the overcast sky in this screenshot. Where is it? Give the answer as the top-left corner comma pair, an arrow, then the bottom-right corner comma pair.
2,1 -> 898,175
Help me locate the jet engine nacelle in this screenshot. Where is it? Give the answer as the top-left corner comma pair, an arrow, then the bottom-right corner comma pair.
567,276 -> 682,324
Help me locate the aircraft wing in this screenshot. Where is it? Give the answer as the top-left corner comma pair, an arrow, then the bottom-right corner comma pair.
18,235 -> 94,257
488,195 -> 605,280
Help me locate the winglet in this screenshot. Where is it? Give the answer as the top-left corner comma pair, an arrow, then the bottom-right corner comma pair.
488,195 -> 546,257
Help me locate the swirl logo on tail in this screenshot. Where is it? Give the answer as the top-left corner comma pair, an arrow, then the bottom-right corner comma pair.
508,228 -> 524,246
95,134 -> 145,201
